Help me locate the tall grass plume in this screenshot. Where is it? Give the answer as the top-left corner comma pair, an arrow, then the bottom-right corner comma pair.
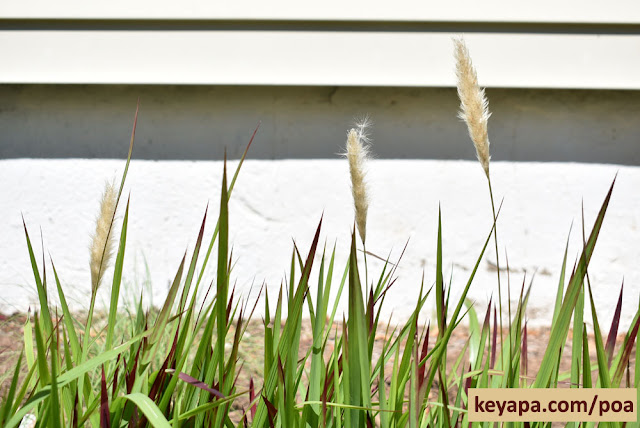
454,38 -> 491,178
89,181 -> 117,294
346,120 -> 371,244
454,37 -> 509,371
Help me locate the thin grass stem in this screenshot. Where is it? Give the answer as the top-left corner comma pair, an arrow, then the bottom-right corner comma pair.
487,177 -> 506,379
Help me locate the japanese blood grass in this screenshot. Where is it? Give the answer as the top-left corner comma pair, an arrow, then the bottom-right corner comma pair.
2,119 -> 638,428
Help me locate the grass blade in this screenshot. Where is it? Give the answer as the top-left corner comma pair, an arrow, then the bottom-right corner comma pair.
586,283 -> 611,388
105,198 -> 130,352
605,284 -> 623,365
216,155 -> 230,394
534,177 -> 615,388
22,219 -> 53,334
123,393 -> 171,428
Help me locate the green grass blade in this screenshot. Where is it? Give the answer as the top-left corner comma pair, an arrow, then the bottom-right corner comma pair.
23,312 -> 35,388
423,210 -> 496,393
586,283 -> 611,388
123,393 -> 172,428
436,208 -> 446,337
216,156 -> 229,392
147,255 -> 186,363
465,299 -> 481,368
253,218 -> 323,427
583,326 -> 593,387
22,220 -> 53,334
534,178 -> 615,388
346,231 -> 372,426
304,251 -> 327,428
105,198 -> 130,352
552,225 -> 572,326
50,327 -> 62,428
33,313 -> 51,387
193,125 -> 259,294
571,286 -> 584,388
51,260 -> 82,361
115,101 -> 139,201
0,350 -> 23,425
9,356 -> 37,418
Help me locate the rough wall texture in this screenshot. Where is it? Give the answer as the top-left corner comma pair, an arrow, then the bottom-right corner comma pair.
1,159 -> 638,328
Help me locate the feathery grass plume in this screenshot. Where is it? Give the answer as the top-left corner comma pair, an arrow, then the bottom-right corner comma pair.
346,119 -> 371,244
455,37 -> 508,372
89,181 -> 117,294
454,38 -> 491,178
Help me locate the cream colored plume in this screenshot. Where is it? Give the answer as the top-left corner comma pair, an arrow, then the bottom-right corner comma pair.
346,120 -> 370,244
454,38 -> 491,178
89,181 -> 117,294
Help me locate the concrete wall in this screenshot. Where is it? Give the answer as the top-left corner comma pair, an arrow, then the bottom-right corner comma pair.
1,158 -> 638,328
1,84 -> 639,328
2,85 -> 639,164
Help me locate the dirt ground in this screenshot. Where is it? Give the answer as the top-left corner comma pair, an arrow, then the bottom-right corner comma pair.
0,313 -> 27,388
0,311 -> 624,423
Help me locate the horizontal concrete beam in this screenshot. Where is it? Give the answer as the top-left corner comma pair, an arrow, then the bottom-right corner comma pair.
2,0 -> 639,24
2,85 -> 639,165
1,31 -> 640,89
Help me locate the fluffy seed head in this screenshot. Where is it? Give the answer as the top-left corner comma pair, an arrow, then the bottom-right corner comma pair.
90,181 -> 117,294
454,38 -> 491,178
346,119 -> 370,244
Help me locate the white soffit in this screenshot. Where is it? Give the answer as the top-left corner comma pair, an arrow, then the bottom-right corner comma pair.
1,0 -> 639,24
1,31 -> 639,89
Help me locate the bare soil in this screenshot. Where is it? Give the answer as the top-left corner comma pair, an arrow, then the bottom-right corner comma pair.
0,311 -> 625,424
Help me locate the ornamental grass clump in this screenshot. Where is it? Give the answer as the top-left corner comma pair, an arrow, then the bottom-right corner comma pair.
0,44 -> 636,428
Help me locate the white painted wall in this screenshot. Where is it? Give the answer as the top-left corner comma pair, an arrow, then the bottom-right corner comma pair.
2,158 -> 638,328
3,31 -> 639,89
3,0 -> 638,23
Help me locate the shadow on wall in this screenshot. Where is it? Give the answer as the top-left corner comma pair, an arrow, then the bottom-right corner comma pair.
1,85 -> 639,165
